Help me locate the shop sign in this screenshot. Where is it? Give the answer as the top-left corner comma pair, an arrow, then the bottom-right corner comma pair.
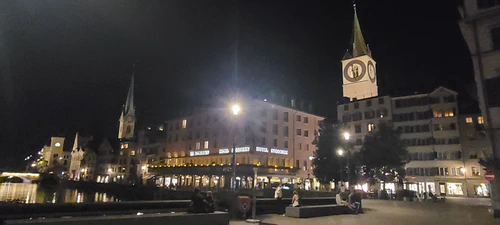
270,148 -> 288,155
218,147 -> 250,154
189,150 -> 209,156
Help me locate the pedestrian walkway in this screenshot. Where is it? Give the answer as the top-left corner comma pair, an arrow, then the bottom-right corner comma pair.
230,199 -> 500,225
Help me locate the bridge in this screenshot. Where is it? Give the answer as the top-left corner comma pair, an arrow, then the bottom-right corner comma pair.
0,172 -> 40,183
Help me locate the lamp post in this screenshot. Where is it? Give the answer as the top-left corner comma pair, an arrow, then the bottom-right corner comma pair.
343,132 -> 351,188
337,149 -> 344,190
231,104 -> 240,189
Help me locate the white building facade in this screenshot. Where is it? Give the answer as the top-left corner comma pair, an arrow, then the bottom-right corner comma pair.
159,98 -> 324,190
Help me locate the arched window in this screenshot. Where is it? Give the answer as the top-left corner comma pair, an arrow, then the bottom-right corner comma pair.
180,151 -> 186,157
173,152 -> 178,158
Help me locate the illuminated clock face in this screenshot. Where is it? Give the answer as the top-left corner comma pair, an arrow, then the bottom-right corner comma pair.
343,60 -> 366,82
368,61 -> 376,83
55,143 -> 61,147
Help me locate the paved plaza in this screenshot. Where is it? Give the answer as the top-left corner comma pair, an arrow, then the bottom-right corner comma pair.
231,199 -> 499,225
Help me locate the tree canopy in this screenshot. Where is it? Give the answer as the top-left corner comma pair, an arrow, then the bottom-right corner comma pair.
312,119 -> 345,185
360,122 -> 408,188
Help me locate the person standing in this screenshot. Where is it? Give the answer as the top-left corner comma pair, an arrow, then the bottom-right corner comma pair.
275,184 -> 283,214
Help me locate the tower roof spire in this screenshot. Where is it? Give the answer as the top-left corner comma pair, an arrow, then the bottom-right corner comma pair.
349,3 -> 369,58
123,73 -> 135,116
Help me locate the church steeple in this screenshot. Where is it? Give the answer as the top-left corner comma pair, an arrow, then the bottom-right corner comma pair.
343,4 -> 369,59
341,3 -> 378,101
72,132 -> 79,151
118,73 -> 136,139
123,74 -> 135,116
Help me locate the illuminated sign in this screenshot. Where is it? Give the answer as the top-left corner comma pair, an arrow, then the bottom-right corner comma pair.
256,147 -> 269,153
189,150 -> 209,156
219,147 -> 250,154
271,148 -> 288,155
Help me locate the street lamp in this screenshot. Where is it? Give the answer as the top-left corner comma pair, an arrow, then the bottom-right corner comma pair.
232,104 -> 240,115
231,103 -> 241,189
343,132 -> 351,188
343,132 -> 350,141
337,149 -> 345,190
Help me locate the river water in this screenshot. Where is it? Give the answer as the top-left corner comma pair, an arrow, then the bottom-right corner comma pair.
0,183 -> 119,204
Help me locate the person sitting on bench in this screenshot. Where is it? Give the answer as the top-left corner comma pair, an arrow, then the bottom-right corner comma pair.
347,188 -> 361,214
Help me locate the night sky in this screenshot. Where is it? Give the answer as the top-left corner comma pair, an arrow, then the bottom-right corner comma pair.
0,0 -> 473,168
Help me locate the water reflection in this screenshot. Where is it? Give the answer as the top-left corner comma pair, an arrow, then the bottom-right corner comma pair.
0,183 -> 118,204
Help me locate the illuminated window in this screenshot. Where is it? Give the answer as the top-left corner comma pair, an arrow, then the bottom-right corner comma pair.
196,142 -> 201,150
204,141 -> 209,149
368,123 -> 375,132
182,119 -> 187,129
120,151 -> 123,156
124,144 -> 129,149
444,111 -> 454,117
434,111 -> 443,118
478,116 -> 485,124
159,126 -> 164,131
465,117 -> 473,124
130,150 -> 135,156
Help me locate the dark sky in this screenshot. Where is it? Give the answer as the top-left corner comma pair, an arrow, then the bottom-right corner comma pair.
0,0 -> 473,168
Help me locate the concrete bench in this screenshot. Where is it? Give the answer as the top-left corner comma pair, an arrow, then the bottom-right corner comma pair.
285,205 -> 349,218
3,211 -> 230,225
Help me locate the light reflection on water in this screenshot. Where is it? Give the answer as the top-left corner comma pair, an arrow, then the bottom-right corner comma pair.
0,183 -> 118,204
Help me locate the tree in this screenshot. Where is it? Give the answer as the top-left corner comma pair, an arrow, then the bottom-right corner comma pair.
360,123 -> 408,190
312,119 -> 344,189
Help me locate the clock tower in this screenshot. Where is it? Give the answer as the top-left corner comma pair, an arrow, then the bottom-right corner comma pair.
118,75 -> 136,139
341,4 -> 378,101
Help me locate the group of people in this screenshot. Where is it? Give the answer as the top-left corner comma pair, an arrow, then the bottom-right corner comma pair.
188,188 -> 216,213
274,184 -> 300,208
336,187 -> 362,214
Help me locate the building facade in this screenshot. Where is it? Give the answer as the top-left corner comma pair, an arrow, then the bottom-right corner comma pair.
460,0 -> 500,161
153,98 -> 323,190
337,3 -> 488,196
460,114 -> 491,197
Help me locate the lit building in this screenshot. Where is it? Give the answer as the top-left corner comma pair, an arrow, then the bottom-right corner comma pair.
43,137 -> 65,167
95,139 -> 120,184
69,133 -> 92,180
459,0 -> 500,160
117,75 -> 143,184
337,3 -> 484,196
152,97 -> 323,190
459,114 -> 491,197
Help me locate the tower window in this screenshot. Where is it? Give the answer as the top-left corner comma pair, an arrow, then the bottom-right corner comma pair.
130,150 -> 136,156
465,117 -> 473,124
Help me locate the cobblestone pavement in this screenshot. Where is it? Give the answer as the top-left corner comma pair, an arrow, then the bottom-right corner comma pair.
230,199 -> 500,225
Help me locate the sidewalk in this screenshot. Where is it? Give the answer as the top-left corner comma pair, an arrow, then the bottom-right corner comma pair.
229,199 -> 500,225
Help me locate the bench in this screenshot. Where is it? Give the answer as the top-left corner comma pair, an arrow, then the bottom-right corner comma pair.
3,211 -> 230,225
285,205 -> 349,218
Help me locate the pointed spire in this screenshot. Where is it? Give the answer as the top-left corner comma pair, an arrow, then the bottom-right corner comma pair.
123,73 -> 135,116
72,132 -> 79,151
351,3 -> 368,57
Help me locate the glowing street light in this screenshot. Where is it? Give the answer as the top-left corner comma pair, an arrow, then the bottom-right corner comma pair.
343,132 -> 350,141
461,167 -> 466,174
232,104 -> 241,115
337,149 -> 344,156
